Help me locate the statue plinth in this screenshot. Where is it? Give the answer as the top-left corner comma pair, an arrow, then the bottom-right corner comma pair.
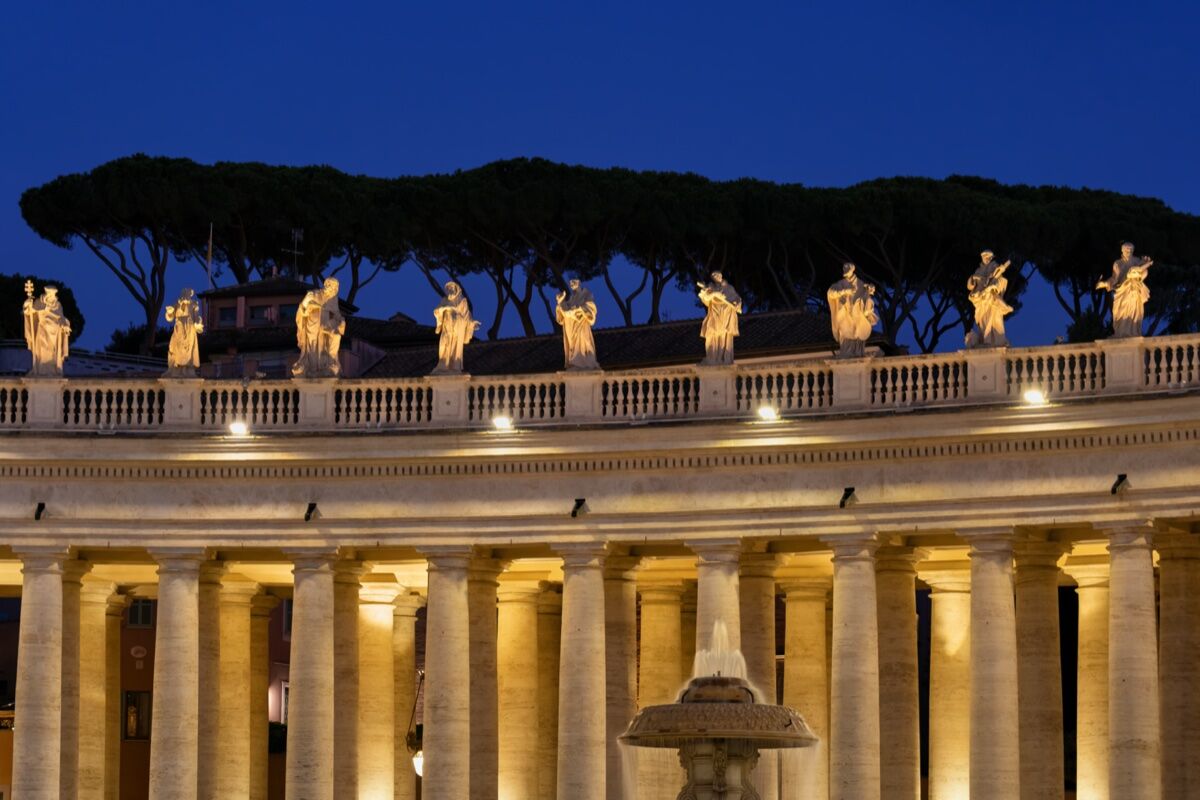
425,373 -> 471,424
1101,336 -> 1147,395
20,377 -> 67,429
963,347 -> 1008,401
558,370 -> 603,419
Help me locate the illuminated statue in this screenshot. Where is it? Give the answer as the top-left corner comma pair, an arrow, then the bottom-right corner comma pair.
965,251 -> 1013,348
826,263 -> 878,358
432,281 -> 480,374
1097,242 -> 1153,338
697,271 -> 742,365
22,281 -> 71,377
555,279 -> 599,370
164,288 -> 204,377
292,278 -> 345,378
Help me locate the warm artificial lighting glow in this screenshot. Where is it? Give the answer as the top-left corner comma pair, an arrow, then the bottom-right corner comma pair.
1022,389 -> 1048,407
492,415 -> 514,431
228,420 -> 250,436
757,406 -> 780,422
412,750 -> 424,777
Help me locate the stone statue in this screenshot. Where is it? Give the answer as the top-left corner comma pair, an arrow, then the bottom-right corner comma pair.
292,277 -> 346,378
555,279 -> 600,370
432,281 -> 480,374
697,271 -> 742,365
826,263 -> 878,358
22,281 -> 70,377
1097,242 -> 1153,338
964,251 -> 1013,348
164,288 -> 204,377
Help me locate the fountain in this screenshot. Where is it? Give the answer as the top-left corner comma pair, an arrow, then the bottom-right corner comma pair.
620,623 -> 819,800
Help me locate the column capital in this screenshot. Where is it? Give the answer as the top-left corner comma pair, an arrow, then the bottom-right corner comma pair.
419,545 -> 474,572
286,548 -> 340,574
554,543 -> 608,570
875,546 -> 926,574
686,538 -> 742,563
821,533 -> 881,561
199,560 -> 227,585
149,547 -> 208,573
468,557 -> 506,584
219,576 -> 262,603
251,592 -> 280,617
779,576 -> 831,600
393,590 -> 425,617
538,583 -> 563,613
637,581 -> 686,602
1063,557 -> 1109,588
14,546 -> 70,575
1092,520 -> 1156,549
497,584 -> 542,603
1154,532 -> 1200,561
1013,541 -> 1067,575
80,576 -> 116,602
603,555 -> 641,581
919,560 -> 972,593
359,574 -> 402,604
333,559 -> 366,586
106,593 -> 130,617
63,558 -> 92,584
739,552 -> 780,579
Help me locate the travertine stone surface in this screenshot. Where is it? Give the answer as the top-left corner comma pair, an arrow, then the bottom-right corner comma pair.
498,585 -> 541,800
556,544 -> 608,800
875,547 -> 922,800
105,594 -> 127,800
332,560 -> 364,799
422,547 -> 473,800
537,585 -> 562,800
357,575 -> 402,800
1014,543 -> 1065,800
197,561 -> 225,800
680,583 -> 697,685
782,578 -> 830,800
919,562 -> 971,800
1157,534 -> 1200,800
1063,558 -> 1109,800
637,582 -> 685,799
250,593 -> 279,800
740,553 -> 780,800
217,578 -> 259,797
604,557 -> 639,800
78,579 -> 115,800
468,557 -> 503,800
393,592 -> 424,800
285,550 -> 337,800
1106,528 -> 1161,799
826,536 -> 881,800
60,559 -> 90,800
690,540 -> 742,652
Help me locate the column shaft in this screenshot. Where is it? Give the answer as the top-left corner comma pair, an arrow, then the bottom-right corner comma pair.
59,560 -> 90,799
691,541 -> 742,652
197,562 -> 224,800
782,580 -> 830,800
393,593 -> 423,800
741,554 -> 779,800
468,558 -> 502,800
876,548 -> 921,800
105,595 -> 126,800
922,564 -> 971,800
538,586 -> 562,800
333,561 -> 363,799
557,545 -> 608,800
605,558 -> 639,800
250,594 -> 278,800
1158,535 -> 1200,800
1065,559 -> 1109,800
1014,544 -> 1065,800
217,579 -> 258,797
680,583 -> 697,683
285,551 -> 337,800
637,583 -> 685,799
78,579 -> 115,800
422,548 -> 473,799
358,577 -> 401,799
498,586 -> 541,800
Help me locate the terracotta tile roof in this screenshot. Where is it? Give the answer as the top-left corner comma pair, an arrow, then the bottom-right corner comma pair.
198,277 -> 361,313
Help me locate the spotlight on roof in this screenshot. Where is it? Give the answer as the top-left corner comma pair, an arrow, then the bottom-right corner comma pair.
1022,389 -> 1048,407
228,420 -> 250,437
757,406 -> 780,422
492,415 -> 514,431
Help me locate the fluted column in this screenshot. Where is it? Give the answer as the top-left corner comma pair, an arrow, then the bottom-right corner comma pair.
218,578 -> 260,798
781,578 -> 830,800
690,540 -> 742,651
1106,526 -> 1161,798
605,556 -> 639,800
148,548 -> 206,800
12,547 -> 68,800
285,550 -> 337,800
250,593 -> 279,800
876,547 -> 922,800
741,553 -> 780,800
1014,542 -> 1065,800
1158,533 -> 1200,799
78,579 -> 116,800
358,575 -> 402,799
422,547 -> 473,800
537,585 -> 562,800
919,561 -> 971,800
966,532 -> 1020,800
1063,557 -> 1108,800
637,582 -> 685,798
393,592 -> 423,800
498,585 -> 541,800
469,557 -> 502,800
557,544 -> 608,800
197,561 -> 225,800
60,559 -> 90,799
333,560 -> 363,799
826,535 -> 880,800
105,594 -> 126,800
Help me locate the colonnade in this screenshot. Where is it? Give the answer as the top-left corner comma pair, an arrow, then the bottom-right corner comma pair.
7,524 -> 1199,800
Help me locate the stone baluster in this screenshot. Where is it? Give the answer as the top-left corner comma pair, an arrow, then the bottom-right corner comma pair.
1014,542 -> 1065,800
919,561 -> 971,800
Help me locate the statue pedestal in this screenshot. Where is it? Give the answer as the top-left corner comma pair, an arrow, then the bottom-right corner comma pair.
697,365 -> 736,415
1101,336 -> 1146,395
22,378 -> 66,429
560,370 -> 603,420
678,740 -> 762,800
294,379 -> 338,429
828,356 -> 876,411
426,374 -> 470,425
964,347 -> 1008,402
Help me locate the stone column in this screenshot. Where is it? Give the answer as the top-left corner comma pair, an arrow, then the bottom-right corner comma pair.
285,550 -> 337,800
1106,526 -> 1161,798
469,557 -> 503,800
250,593 -> 279,800
538,584 -> 562,800
105,594 -> 127,800
637,582 -> 685,798
393,592 -> 424,800
781,578 -> 830,800
965,533 -> 1020,800
498,585 -> 541,800
197,561 -> 225,800
740,553 -> 780,800
333,560 -> 364,799
556,544 -> 608,800
680,582 -> 697,682
1063,557 -> 1109,800
60,559 -> 90,799
78,579 -> 116,800
148,548 -> 206,800
920,562 -> 972,800
218,578 -> 259,798
12,547 -> 67,800
690,540 -> 742,651
1014,542 -> 1065,800
825,536 -> 881,800
358,575 -> 402,800
1157,534 -> 1200,800
605,556 -> 639,800
875,547 -> 922,800
422,547 -> 474,800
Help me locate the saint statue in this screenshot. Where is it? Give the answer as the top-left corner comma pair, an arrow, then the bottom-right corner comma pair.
292,278 -> 346,378
432,281 -> 481,374
555,279 -> 600,370
964,251 -> 1013,348
697,271 -> 742,365
22,281 -> 71,377
1096,242 -> 1153,338
164,288 -> 205,377
826,263 -> 878,358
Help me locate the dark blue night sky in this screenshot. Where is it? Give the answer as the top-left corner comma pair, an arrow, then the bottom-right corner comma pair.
2,1 -> 1197,349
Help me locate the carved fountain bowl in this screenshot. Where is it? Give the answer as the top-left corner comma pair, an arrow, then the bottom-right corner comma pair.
619,676 -> 818,750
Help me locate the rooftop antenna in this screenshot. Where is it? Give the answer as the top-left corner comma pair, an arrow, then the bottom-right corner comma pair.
282,228 -> 305,277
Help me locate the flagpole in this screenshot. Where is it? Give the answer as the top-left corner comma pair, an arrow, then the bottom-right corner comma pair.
205,222 -> 215,290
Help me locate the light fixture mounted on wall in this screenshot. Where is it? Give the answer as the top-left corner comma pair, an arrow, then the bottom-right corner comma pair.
571,498 -> 590,518
406,669 -> 426,777
304,502 -> 319,522
839,487 -> 858,508
34,502 -> 46,521
1111,474 -> 1130,495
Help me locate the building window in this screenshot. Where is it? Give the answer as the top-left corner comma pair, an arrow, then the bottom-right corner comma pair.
124,691 -> 152,740
218,306 -> 238,328
281,598 -> 293,642
128,598 -> 154,628
281,680 -> 290,725
248,304 -> 271,326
